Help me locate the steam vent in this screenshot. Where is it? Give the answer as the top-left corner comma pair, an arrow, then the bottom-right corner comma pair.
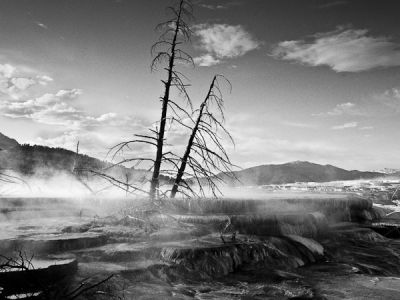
2,193 -> 400,299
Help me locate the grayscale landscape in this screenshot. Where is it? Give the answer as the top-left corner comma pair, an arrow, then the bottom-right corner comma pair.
1,0 -> 400,299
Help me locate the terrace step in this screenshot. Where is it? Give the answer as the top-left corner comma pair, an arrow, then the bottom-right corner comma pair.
74,234 -> 325,280
369,221 -> 400,238
165,196 -> 372,216
0,232 -> 108,255
170,212 -> 329,238
74,242 -> 162,262
0,254 -> 77,298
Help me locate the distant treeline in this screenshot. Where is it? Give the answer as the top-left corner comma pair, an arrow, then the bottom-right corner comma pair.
0,143 -> 174,185
0,144 -> 105,175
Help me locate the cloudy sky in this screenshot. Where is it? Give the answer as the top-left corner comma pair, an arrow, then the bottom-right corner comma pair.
0,0 -> 399,170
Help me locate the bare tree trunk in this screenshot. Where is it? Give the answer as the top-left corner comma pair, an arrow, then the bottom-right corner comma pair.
72,141 -> 95,194
90,0 -> 193,199
170,76 -> 217,198
149,0 -> 185,200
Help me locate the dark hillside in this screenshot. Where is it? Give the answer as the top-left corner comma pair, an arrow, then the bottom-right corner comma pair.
0,133 -> 19,151
221,161 -> 383,186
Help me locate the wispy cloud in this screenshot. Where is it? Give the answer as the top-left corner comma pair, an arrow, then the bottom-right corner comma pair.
1,86 -> 150,157
315,88 -> 400,120
0,61 -> 181,159
331,121 -> 358,130
193,54 -> 221,67
35,131 -> 114,156
193,23 -> 259,66
35,21 -> 49,29
232,134 -> 347,168
1,89 -> 84,127
385,87 -> 400,99
318,1 -> 347,9
37,75 -> 54,85
313,102 -> 365,117
376,87 -> 400,113
0,63 -> 53,100
225,115 -> 350,168
0,64 -> 35,100
198,1 -> 242,10
281,121 -> 316,128
199,4 -> 227,9
359,126 -> 374,130
34,126 -> 147,159
35,21 -> 48,30
272,26 -> 400,72
0,88 -> 142,132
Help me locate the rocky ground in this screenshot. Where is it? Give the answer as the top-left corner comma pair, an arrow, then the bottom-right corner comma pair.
1,194 -> 400,299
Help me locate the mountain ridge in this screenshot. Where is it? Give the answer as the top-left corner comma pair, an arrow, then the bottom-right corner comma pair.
221,161 -> 384,186
0,132 -> 19,151
0,132 -> 386,185
0,132 -> 168,184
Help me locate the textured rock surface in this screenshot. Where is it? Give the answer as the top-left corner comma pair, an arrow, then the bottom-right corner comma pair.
1,195 -> 397,299
0,254 -> 77,297
0,232 -> 108,255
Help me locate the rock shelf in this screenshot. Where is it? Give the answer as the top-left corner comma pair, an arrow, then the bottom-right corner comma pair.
0,254 -> 77,298
0,232 -> 108,256
1,194 -> 395,299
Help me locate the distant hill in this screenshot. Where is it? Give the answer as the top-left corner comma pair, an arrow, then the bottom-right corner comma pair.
221,161 -> 384,186
0,132 -> 170,184
389,171 -> 400,177
0,132 -> 137,178
375,168 -> 400,176
0,132 -> 19,151
0,131 -> 108,175
0,143 -> 106,175
0,132 -> 386,186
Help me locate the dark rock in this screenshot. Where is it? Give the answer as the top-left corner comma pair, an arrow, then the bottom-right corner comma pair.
0,232 -> 108,255
0,254 -> 77,297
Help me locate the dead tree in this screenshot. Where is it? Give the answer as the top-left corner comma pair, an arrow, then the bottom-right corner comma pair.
0,169 -> 30,192
0,172 -> 18,184
149,0 -> 194,199
0,251 -> 115,300
104,0 -> 194,200
71,141 -> 95,195
170,75 -> 237,198
88,0 -> 237,200
124,170 -> 132,197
